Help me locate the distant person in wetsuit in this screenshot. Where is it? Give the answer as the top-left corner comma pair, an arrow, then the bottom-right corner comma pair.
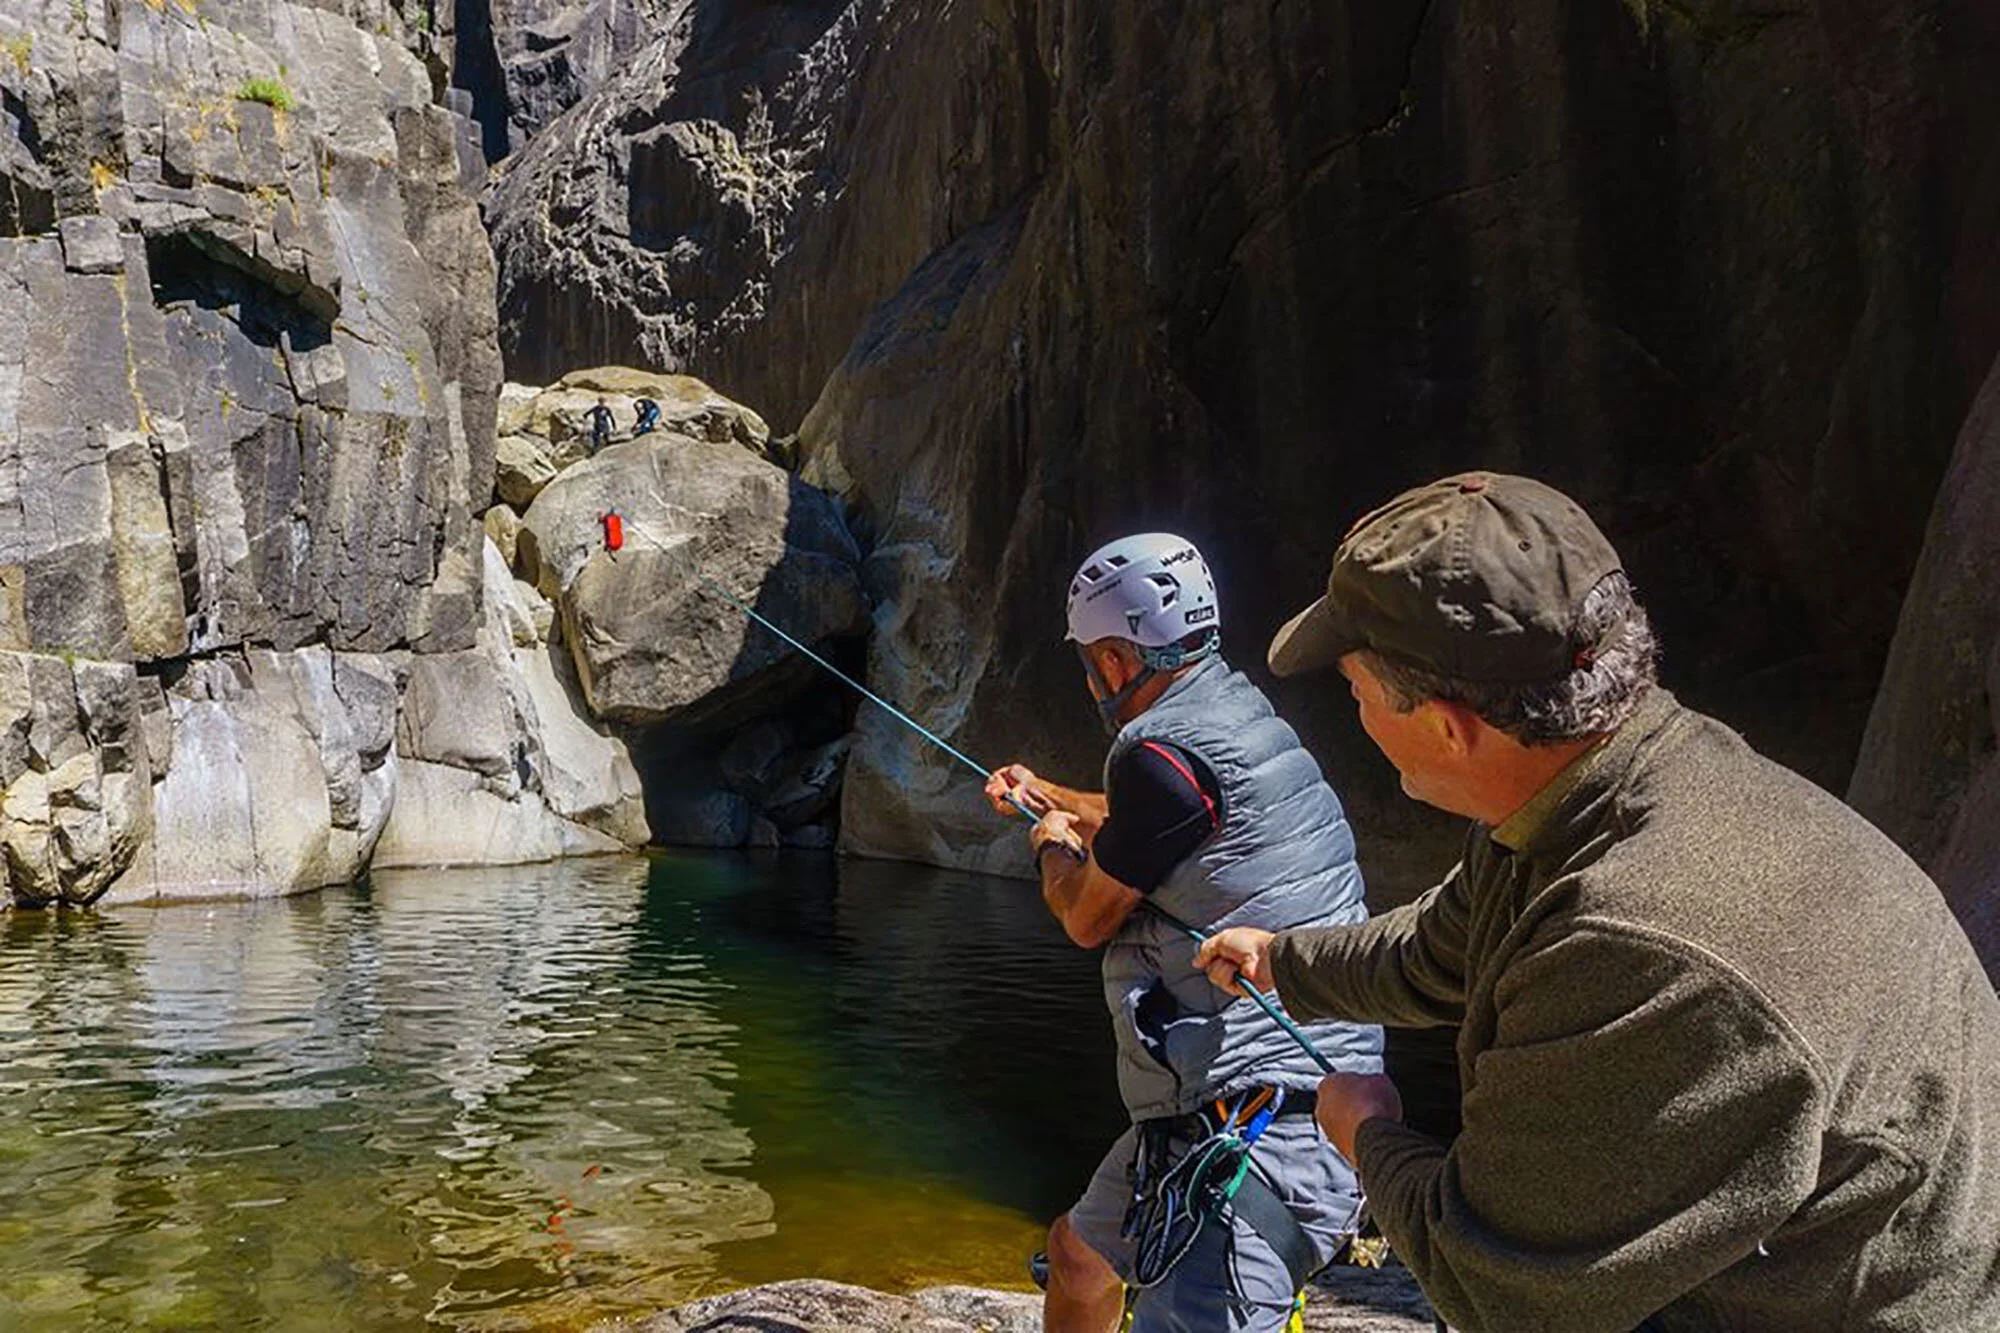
985,533 -> 1381,1333
586,396 -> 615,453
633,396 -> 661,435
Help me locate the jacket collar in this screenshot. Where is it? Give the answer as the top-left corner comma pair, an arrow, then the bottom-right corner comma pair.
1486,686 -> 1682,860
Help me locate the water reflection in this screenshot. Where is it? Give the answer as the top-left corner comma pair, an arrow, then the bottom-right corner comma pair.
0,853 -> 1121,1330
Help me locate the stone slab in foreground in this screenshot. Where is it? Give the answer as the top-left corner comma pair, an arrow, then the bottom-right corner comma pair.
599,1269 -> 1435,1331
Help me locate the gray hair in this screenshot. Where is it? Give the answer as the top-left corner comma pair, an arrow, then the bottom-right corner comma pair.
1363,573 -> 1659,745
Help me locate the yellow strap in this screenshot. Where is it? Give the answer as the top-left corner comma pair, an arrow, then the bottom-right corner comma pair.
1121,1285 -> 1307,1330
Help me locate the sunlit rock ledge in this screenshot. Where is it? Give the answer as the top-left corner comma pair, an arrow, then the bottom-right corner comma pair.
600,1268 -> 1436,1331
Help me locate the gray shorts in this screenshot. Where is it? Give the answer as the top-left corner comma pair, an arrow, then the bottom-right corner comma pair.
1068,1113 -> 1363,1333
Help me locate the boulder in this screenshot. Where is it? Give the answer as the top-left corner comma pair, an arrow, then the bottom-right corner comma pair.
617,1272 -> 1436,1331
500,370 -> 772,463
518,429 -> 865,728
372,757 -> 627,867
374,535 -> 648,867
497,381 -> 540,437
483,502 -> 524,569
622,1280 -> 1041,1333
0,651 -> 151,906
496,432 -> 561,509
1850,351 -> 2000,980
482,536 -> 544,648
555,367 -> 772,452
517,638 -> 650,846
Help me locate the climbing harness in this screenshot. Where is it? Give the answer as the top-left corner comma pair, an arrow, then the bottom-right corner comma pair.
1125,1088 -> 1343,1293
701,581 -> 1385,1310
1127,1088 -> 1278,1286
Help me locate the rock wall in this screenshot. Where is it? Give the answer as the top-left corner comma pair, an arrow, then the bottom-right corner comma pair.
373,535 -> 648,869
487,0 -> 2000,899
3,0 -> 496,660
0,0 -> 650,906
1850,351 -> 2000,981
0,653 -> 150,905
485,0 -> 1034,412
442,0 -> 684,163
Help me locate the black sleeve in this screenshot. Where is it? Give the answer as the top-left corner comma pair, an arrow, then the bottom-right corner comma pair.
1092,741 -> 1222,892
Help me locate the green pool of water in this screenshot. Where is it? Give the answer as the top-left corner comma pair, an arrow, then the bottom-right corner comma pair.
0,852 -> 1123,1330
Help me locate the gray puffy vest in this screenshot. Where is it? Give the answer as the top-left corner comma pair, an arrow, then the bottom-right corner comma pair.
1100,657 -> 1383,1120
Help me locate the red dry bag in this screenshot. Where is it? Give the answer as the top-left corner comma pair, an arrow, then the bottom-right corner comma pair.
603,512 -> 624,551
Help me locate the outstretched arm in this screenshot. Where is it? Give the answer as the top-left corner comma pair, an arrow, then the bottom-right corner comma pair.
1197,860 -> 1472,1029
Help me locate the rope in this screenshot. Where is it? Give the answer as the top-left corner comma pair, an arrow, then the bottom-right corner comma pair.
698,572 -> 1335,1071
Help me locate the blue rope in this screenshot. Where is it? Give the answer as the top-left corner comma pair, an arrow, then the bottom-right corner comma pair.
699,577 -> 1002,784
705,575 -> 1334,1074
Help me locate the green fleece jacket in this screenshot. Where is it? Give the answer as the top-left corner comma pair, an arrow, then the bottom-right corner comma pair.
1270,689 -> 2000,1332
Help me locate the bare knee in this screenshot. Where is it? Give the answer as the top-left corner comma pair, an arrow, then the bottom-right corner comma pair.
1047,1214 -> 1119,1296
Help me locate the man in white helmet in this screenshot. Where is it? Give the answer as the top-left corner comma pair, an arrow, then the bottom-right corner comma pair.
985,533 -> 1383,1333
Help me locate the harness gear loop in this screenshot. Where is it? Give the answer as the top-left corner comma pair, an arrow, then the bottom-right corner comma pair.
1122,1089 -> 1321,1296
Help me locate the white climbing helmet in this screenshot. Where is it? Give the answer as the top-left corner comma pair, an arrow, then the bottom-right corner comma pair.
1065,533 -> 1222,648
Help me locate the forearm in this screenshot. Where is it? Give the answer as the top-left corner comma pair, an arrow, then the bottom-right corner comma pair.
1269,894 -> 1466,1028
1039,847 -> 1139,948
1027,779 -> 1108,828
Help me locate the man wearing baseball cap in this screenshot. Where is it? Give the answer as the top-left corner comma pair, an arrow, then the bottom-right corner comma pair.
1197,473 -> 2000,1331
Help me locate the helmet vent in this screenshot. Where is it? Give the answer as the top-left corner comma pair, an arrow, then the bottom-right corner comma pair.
1106,554 -> 1130,568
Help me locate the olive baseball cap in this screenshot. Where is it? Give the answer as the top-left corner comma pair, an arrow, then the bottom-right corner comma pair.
1268,472 -> 1623,682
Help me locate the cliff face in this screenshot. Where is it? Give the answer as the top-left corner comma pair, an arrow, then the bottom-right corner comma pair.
0,0 -> 648,905
1850,353 -> 2000,981
443,0 -> 685,163
486,0 -> 1046,416
488,0 -> 2000,920
3,0 -> 498,662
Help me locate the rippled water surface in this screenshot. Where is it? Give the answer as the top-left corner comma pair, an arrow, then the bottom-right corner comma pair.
0,853 -> 1121,1330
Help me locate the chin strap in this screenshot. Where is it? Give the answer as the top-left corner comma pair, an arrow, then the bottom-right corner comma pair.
1079,632 -> 1220,736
